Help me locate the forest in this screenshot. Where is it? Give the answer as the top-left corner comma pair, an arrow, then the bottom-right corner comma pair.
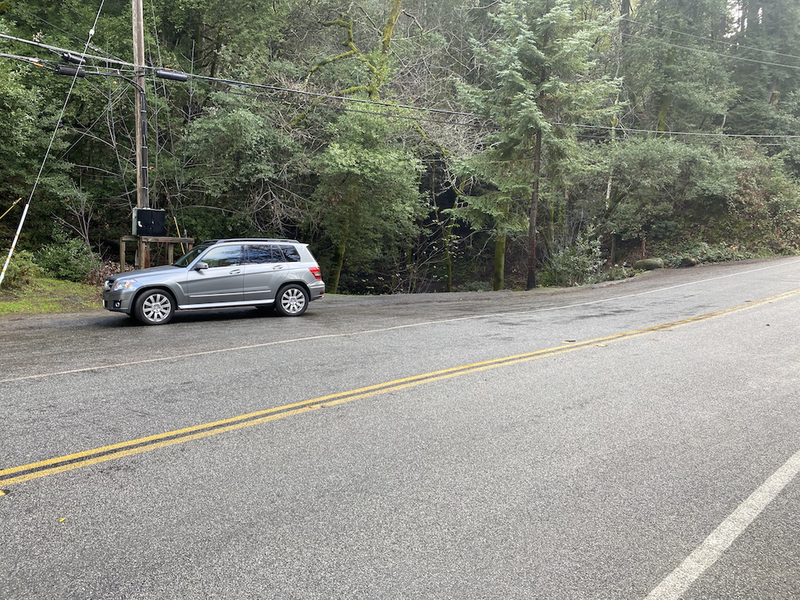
1,0 -> 799,293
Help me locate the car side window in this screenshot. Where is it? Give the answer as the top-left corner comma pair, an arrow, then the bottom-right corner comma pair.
201,246 -> 243,268
246,245 -> 282,264
279,245 -> 301,262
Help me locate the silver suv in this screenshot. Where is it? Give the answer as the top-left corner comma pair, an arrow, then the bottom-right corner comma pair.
103,238 -> 325,325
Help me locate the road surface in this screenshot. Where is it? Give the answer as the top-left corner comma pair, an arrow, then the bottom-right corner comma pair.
2,257 -> 800,598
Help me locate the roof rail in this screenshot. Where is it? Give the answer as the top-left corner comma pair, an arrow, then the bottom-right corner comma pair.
200,238 -> 301,244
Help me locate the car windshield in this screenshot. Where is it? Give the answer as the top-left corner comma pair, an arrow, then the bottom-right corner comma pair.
173,245 -> 209,267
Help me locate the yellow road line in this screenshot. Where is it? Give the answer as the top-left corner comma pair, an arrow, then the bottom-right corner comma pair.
2,289 -> 798,488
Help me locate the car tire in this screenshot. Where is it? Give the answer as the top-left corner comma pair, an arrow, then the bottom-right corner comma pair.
275,284 -> 309,317
134,289 -> 175,325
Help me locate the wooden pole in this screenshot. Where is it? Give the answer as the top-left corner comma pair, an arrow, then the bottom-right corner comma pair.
132,0 -> 149,268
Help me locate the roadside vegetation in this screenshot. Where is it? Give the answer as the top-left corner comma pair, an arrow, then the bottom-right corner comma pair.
0,278 -> 101,316
1,0 -> 799,302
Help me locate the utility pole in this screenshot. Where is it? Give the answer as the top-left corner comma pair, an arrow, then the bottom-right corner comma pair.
132,0 -> 149,268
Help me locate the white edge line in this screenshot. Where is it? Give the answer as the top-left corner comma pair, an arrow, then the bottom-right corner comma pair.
645,448 -> 800,600
2,258 -> 799,384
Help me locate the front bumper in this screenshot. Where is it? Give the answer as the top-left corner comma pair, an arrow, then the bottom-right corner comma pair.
102,290 -> 135,314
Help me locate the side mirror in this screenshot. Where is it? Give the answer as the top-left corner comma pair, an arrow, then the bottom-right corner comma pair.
195,261 -> 209,270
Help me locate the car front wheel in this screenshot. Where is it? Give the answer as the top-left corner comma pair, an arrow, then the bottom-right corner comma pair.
275,284 -> 309,316
134,290 -> 175,325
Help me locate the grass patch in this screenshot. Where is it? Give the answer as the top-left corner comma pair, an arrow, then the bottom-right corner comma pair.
0,278 -> 103,316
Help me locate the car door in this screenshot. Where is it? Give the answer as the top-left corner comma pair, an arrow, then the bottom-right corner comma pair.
242,244 -> 287,303
186,245 -> 244,305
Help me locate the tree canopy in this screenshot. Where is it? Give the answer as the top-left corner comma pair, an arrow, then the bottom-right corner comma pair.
1,0 -> 799,291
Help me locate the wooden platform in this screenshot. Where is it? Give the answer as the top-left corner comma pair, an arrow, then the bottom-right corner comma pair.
120,235 -> 194,270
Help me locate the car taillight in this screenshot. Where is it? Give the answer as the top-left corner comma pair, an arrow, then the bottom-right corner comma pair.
309,266 -> 322,280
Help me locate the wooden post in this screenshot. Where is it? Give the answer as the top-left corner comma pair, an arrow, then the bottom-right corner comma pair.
132,0 -> 148,268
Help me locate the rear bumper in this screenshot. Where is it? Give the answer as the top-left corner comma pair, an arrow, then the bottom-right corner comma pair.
308,280 -> 325,301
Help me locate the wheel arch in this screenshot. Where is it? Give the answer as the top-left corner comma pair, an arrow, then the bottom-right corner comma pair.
277,279 -> 311,297
132,285 -> 177,309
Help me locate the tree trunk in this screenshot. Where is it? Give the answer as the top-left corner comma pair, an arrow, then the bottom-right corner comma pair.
330,220 -> 349,294
493,231 -> 506,291
610,233 -> 617,266
443,218 -> 454,293
381,0 -> 403,55
657,45 -> 676,133
526,129 -> 542,290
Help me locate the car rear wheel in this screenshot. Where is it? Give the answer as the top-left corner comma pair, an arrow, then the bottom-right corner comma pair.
134,290 -> 175,325
275,284 -> 308,316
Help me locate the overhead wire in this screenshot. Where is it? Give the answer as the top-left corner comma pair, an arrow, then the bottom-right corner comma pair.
2,46 -> 795,169
562,123 -> 800,140
4,28 -> 800,122
223,88 -> 490,128
0,32 -> 486,121
5,0 -> 122,62
0,1 -> 107,286
619,32 -> 800,71
620,17 -> 800,63
189,73 -> 485,119
1,14 -> 798,255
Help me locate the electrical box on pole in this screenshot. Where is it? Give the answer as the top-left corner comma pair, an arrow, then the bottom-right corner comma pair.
132,208 -> 166,236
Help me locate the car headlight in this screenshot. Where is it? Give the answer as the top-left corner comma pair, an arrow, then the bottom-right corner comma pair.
113,279 -> 137,291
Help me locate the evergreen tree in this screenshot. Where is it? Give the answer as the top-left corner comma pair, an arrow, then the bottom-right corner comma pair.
459,0 -> 619,289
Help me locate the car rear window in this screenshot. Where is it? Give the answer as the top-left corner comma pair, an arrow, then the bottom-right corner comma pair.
279,245 -> 302,262
246,244 -> 282,264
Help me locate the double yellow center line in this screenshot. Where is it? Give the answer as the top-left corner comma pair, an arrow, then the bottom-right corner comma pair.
1,289 -> 797,489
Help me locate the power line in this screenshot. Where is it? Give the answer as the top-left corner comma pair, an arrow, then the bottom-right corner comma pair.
620,32 -> 800,71
0,32 -> 485,119
6,1 -> 123,63
565,123 -> 800,140
0,1 -> 107,286
223,88 -> 490,128
620,17 -> 800,63
4,50 -> 797,142
189,73 -> 484,119
0,52 -> 48,66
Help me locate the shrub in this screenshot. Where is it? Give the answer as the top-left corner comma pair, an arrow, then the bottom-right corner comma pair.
454,281 -> 493,292
660,242 -> 756,268
540,228 -> 605,287
1,250 -> 39,288
595,264 -> 635,282
35,230 -> 96,282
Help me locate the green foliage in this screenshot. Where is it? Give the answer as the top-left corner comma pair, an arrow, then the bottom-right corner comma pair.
1,250 -> 39,288
540,227 -> 605,287
597,140 -> 800,255
0,277 -> 102,314
454,281 -> 493,293
1,0 -> 799,297
456,0 -> 621,288
659,242 -> 757,268
621,0 -> 735,133
312,107 -> 425,292
721,151 -> 800,253
600,264 -> 635,282
35,229 -> 96,283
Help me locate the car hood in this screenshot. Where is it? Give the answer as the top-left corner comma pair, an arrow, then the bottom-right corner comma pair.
108,264 -> 183,282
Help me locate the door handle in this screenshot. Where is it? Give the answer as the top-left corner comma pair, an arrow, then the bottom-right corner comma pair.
272,265 -> 284,270
230,269 -> 242,274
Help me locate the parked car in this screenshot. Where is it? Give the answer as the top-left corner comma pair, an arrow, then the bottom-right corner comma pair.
103,238 -> 325,325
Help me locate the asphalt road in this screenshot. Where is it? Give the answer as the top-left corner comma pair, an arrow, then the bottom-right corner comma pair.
2,257 -> 800,599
